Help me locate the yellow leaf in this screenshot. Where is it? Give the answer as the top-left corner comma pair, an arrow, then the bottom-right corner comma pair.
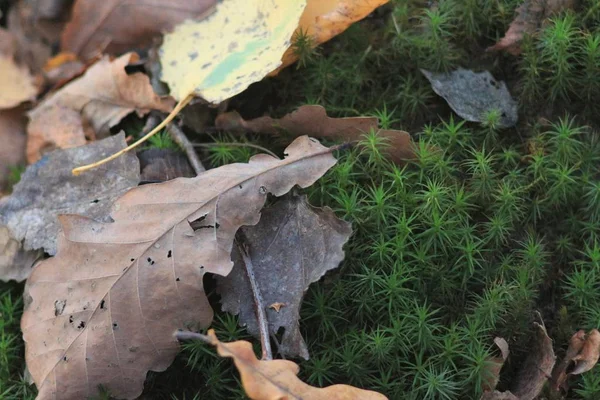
160,0 -> 306,103
275,0 -> 390,73
0,56 -> 37,109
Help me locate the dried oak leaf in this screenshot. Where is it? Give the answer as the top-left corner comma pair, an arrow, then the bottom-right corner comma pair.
482,337 -> 510,392
511,321 -> 556,400
26,104 -> 89,163
274,0 -> 390,73
215,105 -> 415,164
0,29 -> 38,109
28,52 -> 174,146
21,136 -> 337,400
422,68 -> 518,128
61,0 -> 217,60
0,107 -> 27,192
571,329 -> 600,375
552,329 -> 586,391
217,194 -> 352,359
487,0 -> 576,55
204,329 -> 388,400
0,133 -> 140,256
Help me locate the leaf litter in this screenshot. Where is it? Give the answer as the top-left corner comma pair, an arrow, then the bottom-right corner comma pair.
20,136 -> 337,400
217,193 -> 352,359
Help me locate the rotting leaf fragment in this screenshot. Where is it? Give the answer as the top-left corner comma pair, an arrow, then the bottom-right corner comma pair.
217,194 -> 352,359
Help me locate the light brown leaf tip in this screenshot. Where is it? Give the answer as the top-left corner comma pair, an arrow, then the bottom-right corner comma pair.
206,329 -> 388,400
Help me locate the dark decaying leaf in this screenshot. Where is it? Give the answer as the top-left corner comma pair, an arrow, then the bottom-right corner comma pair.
421,68 -> 518,128
215,105 -> 415,164
487,0 -> 576,55
217,194 -> 352,359
0,133 -> 140,256
138,148 -> 196,183
21,136 -> 336,400
511,321 -> 556,400
61,0 -> 217,60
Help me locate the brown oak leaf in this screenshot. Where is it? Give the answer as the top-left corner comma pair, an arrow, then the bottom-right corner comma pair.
487,0 -> 576,55
21,136 -> 336,400
216,105 -> 415,164
62,0 -> 217,60
200,329 -> 388,400
27,52 -> 174,154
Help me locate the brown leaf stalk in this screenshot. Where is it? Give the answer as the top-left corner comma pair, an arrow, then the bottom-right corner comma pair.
72,92 -> 194,175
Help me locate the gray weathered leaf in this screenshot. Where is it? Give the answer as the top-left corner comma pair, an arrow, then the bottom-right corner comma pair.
217,194 -> 352,359
422,68 -> 518,128
0,225 -> 42,282
0,133 -> 139,255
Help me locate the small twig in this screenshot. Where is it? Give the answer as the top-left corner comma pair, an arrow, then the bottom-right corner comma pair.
192,142 -> 279,159
235,234 -> 273,360
167,123 -> 206,174
176,330 -> 212,343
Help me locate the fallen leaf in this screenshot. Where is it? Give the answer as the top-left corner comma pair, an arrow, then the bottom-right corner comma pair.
422,68 -> 518,128
482,337 -> 510,392
217,194 -> 352,359
21,136 -> 337,400
0,107 -> 27,192
61,0 -> 217,60
33,0 -> 74,19
160,0 -> 306,103
551,329 -> 586,391
487,0 -> 576,55
6,1 -> 60,74
0,225 -> 42,282
511,321 -> 556,400
138,148 -> 196,183
275,0 -> 390,73
29,52 -> 174,138
0,29 -> 38,109
42,52 -> 86,88
480,391 -> 519,400
571,329 -> 600,375
269,302 -> 285,312
215,105 -> 415,163
0,133 -> 140,255
26,104 -> 89,163
204,329 -> 388,399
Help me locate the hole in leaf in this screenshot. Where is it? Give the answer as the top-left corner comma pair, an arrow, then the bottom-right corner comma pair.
167,250 -> 172,258
77,321 -> 86,329
100,300 -> 106,309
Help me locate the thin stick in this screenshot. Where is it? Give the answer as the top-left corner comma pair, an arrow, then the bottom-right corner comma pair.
168,123 -> 206,174
192,142 -> 279,159
176,330 -> 212,343
235,235 -> 273,360
72,93 -> 195,175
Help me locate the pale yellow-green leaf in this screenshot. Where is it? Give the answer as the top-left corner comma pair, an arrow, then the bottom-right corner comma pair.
160,0 -> 306,104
